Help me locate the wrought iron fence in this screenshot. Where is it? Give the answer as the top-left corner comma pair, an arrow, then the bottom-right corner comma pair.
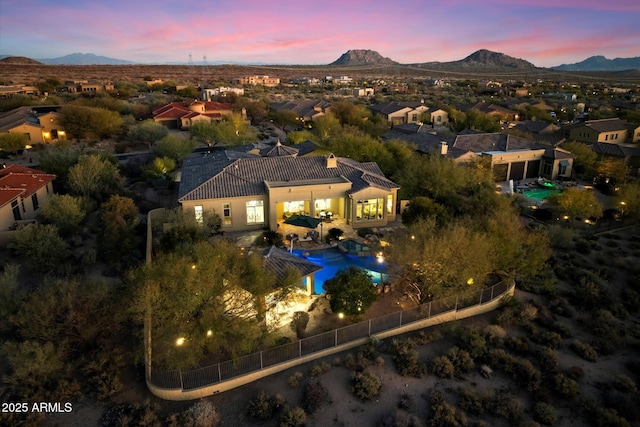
148,280 -> 512,391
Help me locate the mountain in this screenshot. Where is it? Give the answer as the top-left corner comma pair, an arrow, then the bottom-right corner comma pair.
0,56 -> 43,65
39,53 -> 134,65
330,49 -> 398,66
552,55 -> 640,71
454,49 -> 536,69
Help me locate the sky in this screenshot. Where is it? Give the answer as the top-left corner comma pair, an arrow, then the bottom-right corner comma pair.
0,0 -> 639,67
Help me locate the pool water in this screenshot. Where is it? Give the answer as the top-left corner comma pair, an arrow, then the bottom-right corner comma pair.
292,248 -> 388,294
523,187 -> 561,202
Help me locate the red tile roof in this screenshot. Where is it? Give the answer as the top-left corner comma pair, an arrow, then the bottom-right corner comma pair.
152,101 -> 232,121
0,165 -> 56,207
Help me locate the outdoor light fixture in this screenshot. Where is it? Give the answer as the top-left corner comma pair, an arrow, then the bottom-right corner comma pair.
338,313 -> 344,319
467,278 -> 474,286
206,330 -> 213,337
176,337 -> 185,346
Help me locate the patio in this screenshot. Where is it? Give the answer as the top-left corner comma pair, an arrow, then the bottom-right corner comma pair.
277,213 -> 359,251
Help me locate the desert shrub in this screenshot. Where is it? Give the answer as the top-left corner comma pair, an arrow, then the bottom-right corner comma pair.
302,380 -> 330,414
621,289 -> 640,313
483,325 -> 507,346
310,361 -> 331,377
332,356 -> 342,366
398,392 -> 413,411
246,391 -> 285,421
551,321 -> 573,338
386,338 -> 425,377
377,410 -> 422,427
446,346 -> 474,376
566,365 -> 585,381
279,406 -> 306,427
290,311 -> 310,339
100,399 -> 161,427
575,239 -> 592,254
553,373 -> 579,398
613,374 -> 637,393
288,372 -> 303,388
533,331 -> 563,350
548,297 -> 575,318
432,355 -> 455,378
521,303 -> 539,322
593,407 -> 632,427
533,402 -> 557,425
351,370 -> 382,400
570,340 -> 598,362
514,359 -> 542,391
344,353 -> 358,371
536,347 -> 560,375
414,329 -> 443,345
458,327 -> 487,358
504,336 -> 530,355
359,339 -> 379,361
457,388 -> 483,415
172,400 -> 221,427
428,390 -> 467,427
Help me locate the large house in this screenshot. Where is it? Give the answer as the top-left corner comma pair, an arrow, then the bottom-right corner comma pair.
563,118 -> 633,144
0,106 -> 66,144
178,150 -> 399,233
0,165 -> 56,231
232,75 -> 280,87
152,101 -> 234,129
269,100 -> 331,122
369,101 -> 430,125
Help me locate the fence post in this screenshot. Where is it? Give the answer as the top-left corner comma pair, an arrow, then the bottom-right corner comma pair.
455,295 -> 458,311
218,363 -> 222,382
179,369 -> 184,390
428,301 -> 431,318
399,310 -> 403,326
260,351 -> 263,370
299,339 -> 302,358
368,319 -> 372,336
335,329 -> 338,346
479,289 -> 483,305
490,285 -> 494,301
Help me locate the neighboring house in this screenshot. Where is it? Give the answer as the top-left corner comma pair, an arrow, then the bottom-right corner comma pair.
428,109 -> 449,126
178,151 -> 399,233
0,85 -> 40,98
369,101 -> 430,125
0,106 -> 66,144
628,124 -> 640,143
0,165 -> 56,231
65,81 -> 114,93
269,100 -> 331,122
350,88 -> 374,97
591,142 -> 640,175
446,133 -> 574,181
232,75 -> 280,87
563,118 -> 629,144
468,101 -> 519,121
382,123 -> 449,155
202,87 -> 245,101
152,100 -> 234,129
512,120 -> 560,135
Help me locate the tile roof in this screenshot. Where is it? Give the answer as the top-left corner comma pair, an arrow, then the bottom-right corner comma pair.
0,165 -> 56,207
583,118 -> 628,132
260,140 -> 299,157
152,101 -> 232,120
452,133 -> 538,152
178,152 -> 398,202
591,142 -> 640,157
263,246 -> 322,282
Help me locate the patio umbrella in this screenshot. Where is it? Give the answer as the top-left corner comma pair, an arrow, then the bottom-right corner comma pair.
283,214 -> 322,229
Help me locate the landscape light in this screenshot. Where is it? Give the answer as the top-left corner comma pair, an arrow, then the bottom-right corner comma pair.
176,337 -> 185,346
338,313 -> 344,319
206,330 -> 213,337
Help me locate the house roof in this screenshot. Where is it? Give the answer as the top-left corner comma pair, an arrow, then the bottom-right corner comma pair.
513,120 -> 559,134
0,165 -> 56,208
260,140 -> 299,157
451,133 -> 538,153
565,118 -> 629,133
152,101 -> 232,121
0,106 -> 61,132
263,246 -> 322,282
591,142 -> 640,157
469,101 -> 517,116
369,102 -> 417,115
269,100 -> 331,119
543,147 -> 574,160
178,152 -> 398,202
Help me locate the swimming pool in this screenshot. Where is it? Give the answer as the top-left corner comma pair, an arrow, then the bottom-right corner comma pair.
292,248 -> 388,294
522,187 -> 561,202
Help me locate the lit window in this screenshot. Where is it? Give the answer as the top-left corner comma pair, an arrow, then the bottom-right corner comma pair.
246,200 -> 264,224
223,203 -> 231,225
356,198 -> 384,221
387,194 -> 393,214
194,205 -> 203,224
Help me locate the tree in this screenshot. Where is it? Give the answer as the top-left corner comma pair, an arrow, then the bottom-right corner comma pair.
0,132 -> 28,154
39,194 -> 86,236
595,158 -> 627,183
67,154 -> 122,201
0,264 -> 21,334
127,120 -> 168,148
60,105 -> 94,139
270,109 -> 300,131
153,134 -> 196,164
8,223 -> 69,274
401,196 -> 450,226
311,113 -> 341,143
143,156 -> 176,180
547,187 -> 603,223
98,195 -> 140,266
618,182 -> 640,221
560,141 -> 597,176
92,107 -> 123,139
323,266 -> 378,317
37,143 -> 80,190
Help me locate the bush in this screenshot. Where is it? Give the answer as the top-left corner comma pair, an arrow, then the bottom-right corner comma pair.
533,401 -> 558,425
432,355 -> 455,378
310,362 -> 331,377
553,373 -> 579,398
428,390 -> 467,427
302,381 -> 330,414
290,311 -> 310,339
386,339 -> 425,377
176,400 -> 221,427
246,391 -> 285,421
458,327 -> 487,358
279,406 -> 306,427
570,340 -> 598,362
446,346 -> 474,376
351,371 -> 382,400
288,372 -> 303,388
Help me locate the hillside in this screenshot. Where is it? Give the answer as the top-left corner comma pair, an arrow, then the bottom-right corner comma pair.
40,53 -> 134,65
330,49 -> 398,66
451,49 -> 537,69
553,55 -> 640,71
0,56 -> 43,65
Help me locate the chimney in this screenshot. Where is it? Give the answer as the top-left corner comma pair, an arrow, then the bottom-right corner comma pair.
326,153 -> 337,168
440,142 -> 448,156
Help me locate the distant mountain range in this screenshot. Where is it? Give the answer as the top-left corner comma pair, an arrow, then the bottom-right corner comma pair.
1,50 -> 638,70
551,55 -> 640,71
